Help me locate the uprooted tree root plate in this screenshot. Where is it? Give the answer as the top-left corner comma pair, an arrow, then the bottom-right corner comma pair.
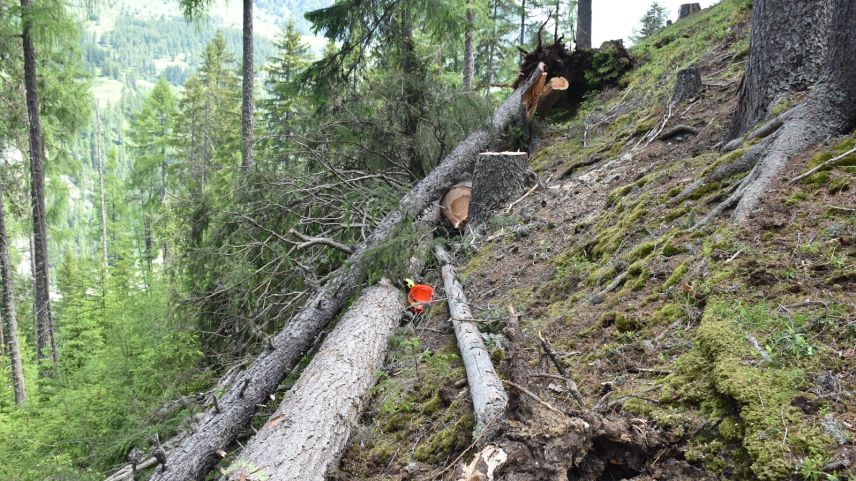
515,39 -> 633,118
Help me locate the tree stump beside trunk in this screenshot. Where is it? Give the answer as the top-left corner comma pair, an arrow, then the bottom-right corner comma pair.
469,152 -> 529,226
673,66 -> 702,102
677,3 -> 701,20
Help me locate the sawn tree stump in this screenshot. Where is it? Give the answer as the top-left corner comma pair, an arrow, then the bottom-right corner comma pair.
469,152 -> 528,226
674,66 -> 702,102
678,3 -> 701,20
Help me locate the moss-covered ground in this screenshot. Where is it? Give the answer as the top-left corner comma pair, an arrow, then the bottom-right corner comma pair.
334,1 -> 855,479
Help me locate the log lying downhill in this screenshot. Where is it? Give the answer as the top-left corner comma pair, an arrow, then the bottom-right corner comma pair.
146,63 -> 546,481
435,245 -> 507,437
224,280 -> 403,481
469,152 -> 528,226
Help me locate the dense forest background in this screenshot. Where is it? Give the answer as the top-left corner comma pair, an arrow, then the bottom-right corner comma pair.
0,0 -> 605,478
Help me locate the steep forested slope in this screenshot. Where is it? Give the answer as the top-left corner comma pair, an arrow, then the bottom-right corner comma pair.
330,2 -> 855,480
0,0 -> 853,480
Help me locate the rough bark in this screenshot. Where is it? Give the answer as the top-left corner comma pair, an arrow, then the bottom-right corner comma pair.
0,182 -> 25,404
146,64 -> 546,481
96,109 -> 109,268
241,0 -> 254,171
21,0 -> 56,363
400,3 -> 426,180
728,0 -> 832,137
223,281 -> 402,481
519,0 -> 526,47
673,66 -> 702,102
469,152 -> 528,225
435,245 -> 508,437
677,3 -> 701,20
696,0 -> 856,226
464,0 -> 474,92
576,0 -> 592,50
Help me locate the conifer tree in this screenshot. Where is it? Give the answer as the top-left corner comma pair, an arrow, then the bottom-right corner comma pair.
261,20 -> 311,157
633,2 -> 668,42
128,79 -> 177,266
20,0 -> 56,362
0,179 -> 25,404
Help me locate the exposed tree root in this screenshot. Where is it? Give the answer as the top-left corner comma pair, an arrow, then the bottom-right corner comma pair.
515,38 -> 632,117
439,306 -> 709,481
671,136 -> 771,205
691,85 -> 853,229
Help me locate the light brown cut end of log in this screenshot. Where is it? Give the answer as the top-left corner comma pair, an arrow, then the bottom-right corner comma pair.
441,182 -> 472,229
547,76 -> 569,91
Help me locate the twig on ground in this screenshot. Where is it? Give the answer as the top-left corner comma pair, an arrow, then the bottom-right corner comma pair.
538,332 -> 585,407
790,145 -> 856,183
503,380 -> 564,414
505,182 -> 541,214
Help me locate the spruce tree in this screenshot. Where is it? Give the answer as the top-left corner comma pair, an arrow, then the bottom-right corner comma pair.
632,2 -> 668,42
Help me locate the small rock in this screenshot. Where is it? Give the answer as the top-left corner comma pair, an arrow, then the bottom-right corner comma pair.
405,462 -> 420,474
548,382 -> 565,394
642,340 -> 655,353
822,413 -> 849,446
814,371 -> 840,396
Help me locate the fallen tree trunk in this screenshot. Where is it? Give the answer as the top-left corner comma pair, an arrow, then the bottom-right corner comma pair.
224,280 -> 403,481
535,76 -> 570,118
435,245 -> 507,437
469,152 -> 528,226
147,63 -> 547,481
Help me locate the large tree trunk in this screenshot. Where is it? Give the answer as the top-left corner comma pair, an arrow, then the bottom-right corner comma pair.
485,0 -> 499,96
222,281 -> 403,481
21,0 -> 57,363
576,0 -> 592,50
464,0 -> 474,92
694,0 -> 856,226
435,245 -> 508,437
400,3 -> 426,180
728,0 -> 832,137
146,63 -> 546,481
96,109 -> 109,269
241,0 -> 254,172
469,152 -> 528,226
0,182 -> 25,405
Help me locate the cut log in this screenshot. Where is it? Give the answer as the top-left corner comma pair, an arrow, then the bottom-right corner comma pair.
657,124 -> 699,141
146,62 -> 547,481
535,76 -> 570,118
435,245 -> 507,437
223,280 -> 403,481
441,182 -> 472,229
469,152 -> 528,226
677,3 -> 701,20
